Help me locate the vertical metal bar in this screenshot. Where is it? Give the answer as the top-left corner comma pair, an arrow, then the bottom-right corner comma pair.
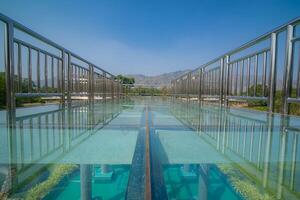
269,33 -> 278,112
77,67 -> 80,93
277,120 -> 287,199
112,78 -> 115,100
82,68 -> 85,94
83,69 -> 85,94
220,57 -> 224,104
80,67 -> 82,93
263,114 -> 273,188
235,62 -> 238,95
51,56 -> 54,89
4,21 -> 16,124
80,165 -> 92,200
17,43 -> 22,92
282,25 -> 294,114
230,64 -> 234,95
57,58 -> 60,92
71,65 -> 74,93
37,50 -> 40,91
208,71 -> 210,96
262,52 -> 267,96
28,48 -> 32,92
297,44 -> 300,98
236,120 -> 241,152
289,134 -> 297,190
211,71 -> 213,96
199,69 -> 202,101
257,124 -> 263,168
75,67 -> 78,93
45,54 -> 48,92
246,57 -> 251,96
213,70 -> 216,95
29,118 -> 34,161
20,120 -> 24,165
239,60 -> 244,95
242,122 -> 247,158
61,51 -> 65,104
249,123 -> 255,162
254,55 -> 258,96
82,69 -> 85,96
224,55 -> 230,105
67,53 -> 72,106
103,72 -> 106,101
89,65 -> 94,102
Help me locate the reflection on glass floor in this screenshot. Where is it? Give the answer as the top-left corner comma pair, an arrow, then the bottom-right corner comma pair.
44,165 -> 130,200
0,97 -> 300,199
163,164 -> 240,200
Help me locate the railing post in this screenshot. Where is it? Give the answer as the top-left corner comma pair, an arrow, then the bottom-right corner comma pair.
224,55 -> 230,106
112,79 -> 115,100
103,72 -> 106,101
220,57 -> 225,105
282,25 -> 294,114
187,72 -> 191,101
4,21 -> 16,126
88,64 -> 94,103
268,33 -> 278,112
198,69 -> 202,102
61,51 -> 66,106
67,52 -> 72,107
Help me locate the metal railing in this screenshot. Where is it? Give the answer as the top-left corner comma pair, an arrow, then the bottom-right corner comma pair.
0,13 -> 123,120
170,99 -> 300,199
171,17 -> 300,114
2,102 -> 121,193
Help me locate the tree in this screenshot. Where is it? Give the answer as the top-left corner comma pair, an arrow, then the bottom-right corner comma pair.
115,75 -> 135,85
0,72 -> 44,108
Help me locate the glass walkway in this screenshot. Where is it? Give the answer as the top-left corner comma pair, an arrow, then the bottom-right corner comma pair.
0,12 -> 300,200
0,97 -> 299,199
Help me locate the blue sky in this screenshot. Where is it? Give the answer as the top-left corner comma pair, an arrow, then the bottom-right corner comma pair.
0,0 -> 300,75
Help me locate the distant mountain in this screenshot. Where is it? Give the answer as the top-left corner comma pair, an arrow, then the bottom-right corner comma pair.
127,70 -> 190,88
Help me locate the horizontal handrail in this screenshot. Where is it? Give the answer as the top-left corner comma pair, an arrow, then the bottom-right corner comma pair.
0,13 -> 115,79
171,16 -> 300,114
174,17 -> 300,81
1,13 -> 124,120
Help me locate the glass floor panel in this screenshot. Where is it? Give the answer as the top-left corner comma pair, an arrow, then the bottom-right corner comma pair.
0,97 -> 299,199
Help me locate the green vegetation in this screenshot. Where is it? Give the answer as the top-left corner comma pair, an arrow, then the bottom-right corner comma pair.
25,164 -> 78,200
218,164 -> 274,200
0,72 -> 46,109
127,86 -> 170,96
115,74 -> 170,96
231,84 -> 300,115
115,75 -> 135,85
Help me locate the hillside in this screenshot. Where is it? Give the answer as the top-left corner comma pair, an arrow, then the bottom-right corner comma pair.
127,70 -> 190,88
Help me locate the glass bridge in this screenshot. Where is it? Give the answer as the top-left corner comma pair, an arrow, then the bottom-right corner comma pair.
0,13 -> 300,200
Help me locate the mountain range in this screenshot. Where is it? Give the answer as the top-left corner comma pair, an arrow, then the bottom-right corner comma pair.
127,70 -> 190,88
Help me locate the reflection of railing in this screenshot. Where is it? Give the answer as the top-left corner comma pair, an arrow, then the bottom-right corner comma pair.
171,99 -> 300,199
5,102 -> 121,191
0,13 -> 123,119
171,17 -> 300,114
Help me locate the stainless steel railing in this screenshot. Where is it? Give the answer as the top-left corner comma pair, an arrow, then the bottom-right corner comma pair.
171,17 -> 300,114
0,13 -> 123,119
170,99 -> 300,199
